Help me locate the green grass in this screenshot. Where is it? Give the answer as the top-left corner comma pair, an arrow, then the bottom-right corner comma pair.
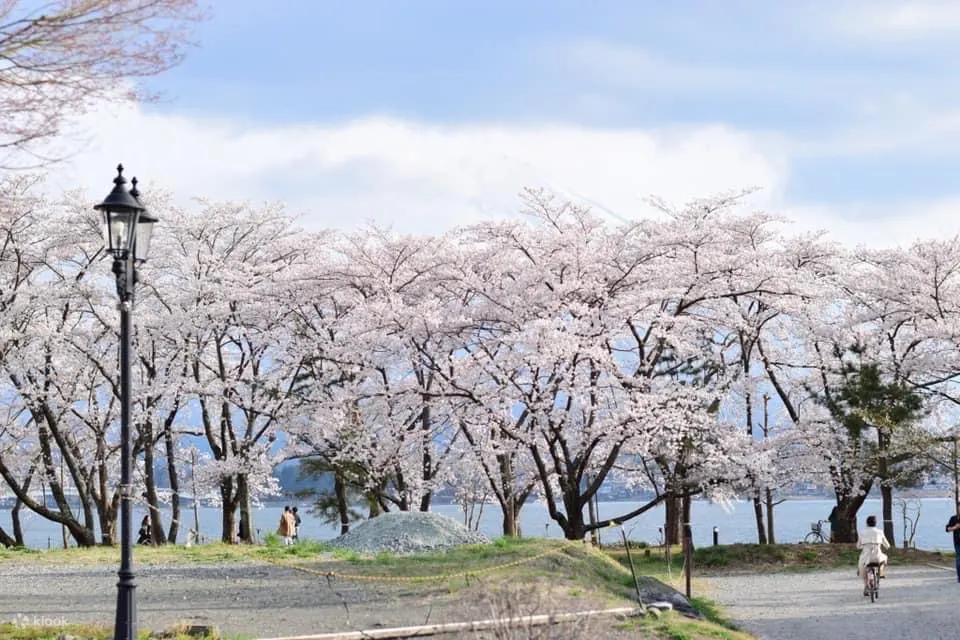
0,622 -> 251,640
689,596 -> 741,631
605,541 -> 949,576
0,542 -> 267,565
616,610 -> 755,640
0,537 -> 350,565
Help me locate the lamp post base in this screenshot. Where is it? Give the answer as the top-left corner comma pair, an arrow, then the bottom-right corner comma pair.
114,570 -> 137,640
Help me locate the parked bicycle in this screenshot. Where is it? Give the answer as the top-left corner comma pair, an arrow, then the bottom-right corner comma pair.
804,520 -> 830,543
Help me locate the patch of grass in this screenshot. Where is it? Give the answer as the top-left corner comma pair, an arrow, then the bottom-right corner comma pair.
0,537 -> 350,566
335,536 -> 550,574
689,596 -> 740,631
252,536 -> 329,561
618,610 -> 755,640
0,542 -> 269,566
0,622 -> 249,640
604,544 -> 686,578
606,542 -> 946,576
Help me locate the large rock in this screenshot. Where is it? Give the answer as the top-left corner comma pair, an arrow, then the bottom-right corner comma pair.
326,511 -> 489,554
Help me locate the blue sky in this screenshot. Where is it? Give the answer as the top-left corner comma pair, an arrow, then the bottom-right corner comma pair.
47,0 -> 960,247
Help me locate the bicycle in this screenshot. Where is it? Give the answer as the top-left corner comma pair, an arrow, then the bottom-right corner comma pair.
803,520 -> 829,543
864,562 -> 881,602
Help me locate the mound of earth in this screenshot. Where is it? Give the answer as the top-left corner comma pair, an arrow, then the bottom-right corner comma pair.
326,511 -> 489,554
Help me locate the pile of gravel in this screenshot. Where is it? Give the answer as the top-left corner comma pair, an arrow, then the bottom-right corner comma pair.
326,511 -> 489,554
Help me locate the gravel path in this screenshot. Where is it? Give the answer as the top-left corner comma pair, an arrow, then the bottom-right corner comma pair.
0,559 -> 634,639
700,564 -> 960,640
0,561 -> 478,638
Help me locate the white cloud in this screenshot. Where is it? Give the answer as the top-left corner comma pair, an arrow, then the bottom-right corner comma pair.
790,100 -> 960,157
41,101 -> 788,235
33,99 -> 960,252
781,198 -> 960,249
824,1 -> 960,40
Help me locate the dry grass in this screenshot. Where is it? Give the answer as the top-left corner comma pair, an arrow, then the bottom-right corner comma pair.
0,621 -> 239,640
470,583 -> 604,639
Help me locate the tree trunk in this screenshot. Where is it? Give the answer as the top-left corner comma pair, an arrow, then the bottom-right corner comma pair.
97,499 -> 117,546
219,477 -> 236,543
0,461 -> 98,547
334,468 -> 350,535
11,469 -> 35,547
833,492 -> 869,543
0,525 -> 14,547
164,429 -> 181,544
143,437 -> 167,545
753,494 -> 767,544
418,490 -> 433,512
664,494 -> 681,546
765,489 -> 775,544
237,474 -> 255,543
881,484 -> 895,546
561,488 -> 588,540
745,389 -> 766,544
497,453 -> 522,537
501,499 -> 518,537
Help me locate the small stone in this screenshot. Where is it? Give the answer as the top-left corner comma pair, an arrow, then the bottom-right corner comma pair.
646,607 -> 662,619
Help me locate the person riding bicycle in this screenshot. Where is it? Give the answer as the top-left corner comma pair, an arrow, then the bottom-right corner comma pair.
857,515 -> 890,596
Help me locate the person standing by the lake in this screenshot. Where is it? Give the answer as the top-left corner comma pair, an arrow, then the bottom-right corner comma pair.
292,506 -> 301,542
828,506 -> 839,542
946,510 -> 960,582
277,505 -> 296,545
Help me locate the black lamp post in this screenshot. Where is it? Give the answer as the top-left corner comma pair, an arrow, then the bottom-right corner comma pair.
94,164 -> 157,640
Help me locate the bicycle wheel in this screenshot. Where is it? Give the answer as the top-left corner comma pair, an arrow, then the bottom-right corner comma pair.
869,568 -> 877,603
803,532 -> 824,544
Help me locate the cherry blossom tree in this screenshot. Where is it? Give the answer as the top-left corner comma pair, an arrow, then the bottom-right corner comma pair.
431,190 -> 777,540
291,227 -> 466,515
0,0 -> 207,167
152,199 -> 305,542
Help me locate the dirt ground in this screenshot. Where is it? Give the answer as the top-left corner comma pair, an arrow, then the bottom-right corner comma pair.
0,559 -> 646,639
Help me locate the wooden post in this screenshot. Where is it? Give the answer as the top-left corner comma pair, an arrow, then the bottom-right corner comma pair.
620,528 -> 646,611
191,449 -> 201,540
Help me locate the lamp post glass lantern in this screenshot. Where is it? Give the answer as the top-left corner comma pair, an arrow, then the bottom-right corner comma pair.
94,164 -> 156,640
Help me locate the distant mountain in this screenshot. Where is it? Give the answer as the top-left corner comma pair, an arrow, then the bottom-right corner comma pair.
272,459 -> 334,495
147,458 -> 333,496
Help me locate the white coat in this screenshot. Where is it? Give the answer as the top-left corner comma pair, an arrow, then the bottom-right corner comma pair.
857,526 -> 890,570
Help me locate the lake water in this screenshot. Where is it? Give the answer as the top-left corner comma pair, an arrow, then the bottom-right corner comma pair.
3,497 -> 958,551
